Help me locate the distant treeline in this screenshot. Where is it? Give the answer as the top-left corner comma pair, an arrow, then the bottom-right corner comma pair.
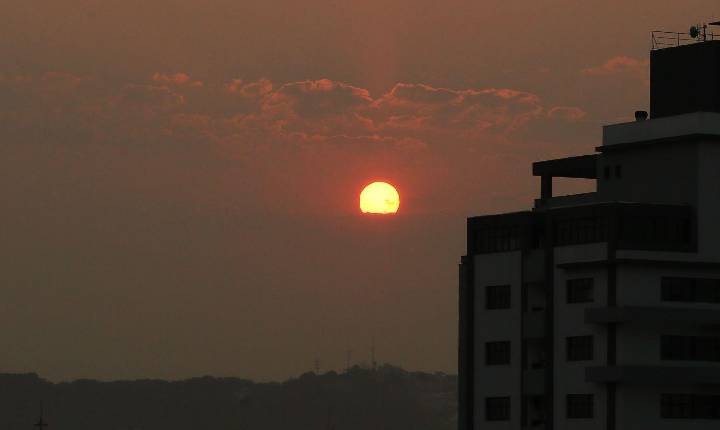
0,364 -> 456,430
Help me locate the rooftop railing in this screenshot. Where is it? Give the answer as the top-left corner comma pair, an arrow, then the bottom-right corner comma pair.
652,30 -> 718,50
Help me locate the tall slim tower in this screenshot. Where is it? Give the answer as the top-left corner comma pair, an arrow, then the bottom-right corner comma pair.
459,25 -> 720,430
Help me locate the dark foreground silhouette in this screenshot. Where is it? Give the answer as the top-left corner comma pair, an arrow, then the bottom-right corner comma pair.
0,365 -> 456,430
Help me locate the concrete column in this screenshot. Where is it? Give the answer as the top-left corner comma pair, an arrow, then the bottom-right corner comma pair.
541,175 -> 553,200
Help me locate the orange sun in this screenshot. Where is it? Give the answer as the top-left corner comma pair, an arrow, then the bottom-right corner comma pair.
359,182 -> 400,214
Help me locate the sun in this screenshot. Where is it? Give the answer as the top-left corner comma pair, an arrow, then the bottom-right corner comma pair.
359,181 -> 400,214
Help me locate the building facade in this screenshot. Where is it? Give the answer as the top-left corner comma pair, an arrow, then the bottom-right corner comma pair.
459,36 -> 720,430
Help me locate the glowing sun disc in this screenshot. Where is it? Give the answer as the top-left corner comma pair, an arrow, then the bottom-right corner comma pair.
360,182 -> 400,214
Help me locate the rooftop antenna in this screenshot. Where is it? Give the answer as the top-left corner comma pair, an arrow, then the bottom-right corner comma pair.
33,404 -> 47,430
689,23 -> 711,41
689,24 -> 705,41
326,405 -> 335,430
345,349 -> 352,372
371,336 -> 377,371
314,356 -> 321,374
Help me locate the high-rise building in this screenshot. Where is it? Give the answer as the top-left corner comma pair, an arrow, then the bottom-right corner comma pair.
459,28 -> 720,430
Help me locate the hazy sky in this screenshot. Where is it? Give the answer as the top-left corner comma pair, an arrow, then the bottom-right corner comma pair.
1,1 -> 718,381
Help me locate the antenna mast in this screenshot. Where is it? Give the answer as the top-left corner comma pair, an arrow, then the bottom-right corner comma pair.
33,404 -> 48,430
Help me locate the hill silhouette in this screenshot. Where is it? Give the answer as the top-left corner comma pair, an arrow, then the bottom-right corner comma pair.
0,365 -> 456,430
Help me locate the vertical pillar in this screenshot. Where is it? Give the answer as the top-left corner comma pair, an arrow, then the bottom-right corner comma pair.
541,176 -> 553,200
606,204 -> 618,430
459,256 -> 475,430
543,214 -> 554,429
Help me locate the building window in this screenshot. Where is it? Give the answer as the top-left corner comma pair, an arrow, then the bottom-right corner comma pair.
661,335 -> 720,362
615,165 -> 622,178
566,336 -> 594,361
554,217 -> 607,246
567,278 -> 594,303
618,212 -> 693,251
662,277 -> 720,303
486,284 -> 511,309
567,394 -> 594,419
486,396 -> 511,421
661,394 -> 692,419
661,394 -> 720,419
486,341 -> 511,365
476,225 -> 522,253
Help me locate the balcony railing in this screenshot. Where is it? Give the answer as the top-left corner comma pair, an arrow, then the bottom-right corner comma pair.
652,30 -> 718,50
467,202 -> 694,254
534,192 -> 598,210
587,366 -> 720,384
585,306 -> 720,326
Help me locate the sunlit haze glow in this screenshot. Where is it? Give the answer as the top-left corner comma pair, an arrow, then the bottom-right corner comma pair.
4,0 -> 719,383
360,182 -> 400,214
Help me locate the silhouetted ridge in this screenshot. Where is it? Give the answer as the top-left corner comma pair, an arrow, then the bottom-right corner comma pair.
0,365 -> 456,430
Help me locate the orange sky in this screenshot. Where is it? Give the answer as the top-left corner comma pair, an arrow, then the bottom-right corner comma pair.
1,0 -> 718,381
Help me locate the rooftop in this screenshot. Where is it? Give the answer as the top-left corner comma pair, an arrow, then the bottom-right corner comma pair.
651,28 -> 718,50
532,154 -> 597,179
601,111 -> 720,149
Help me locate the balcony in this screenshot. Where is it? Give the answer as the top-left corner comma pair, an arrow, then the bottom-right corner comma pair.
586,366 -> 720,384
532,154 -> 597,207
523,310 -> 546,338
523,394 -> 546,429
534,192 -> 599,210
523,369 -> 545,395
467,201 -> 694,255
585,306 -> 720,327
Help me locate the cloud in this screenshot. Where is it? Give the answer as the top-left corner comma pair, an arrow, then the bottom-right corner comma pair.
152,72 -> 203,87
263,79 -> 373,118
372,84 -> 544,135
225,78 -> 273,98
581,56 -> 649,78
547,106 -> 586,121
376,83 -> 459,106
121,84 -> 184,107
0,73 -> 587,155
0,73 -> 589,216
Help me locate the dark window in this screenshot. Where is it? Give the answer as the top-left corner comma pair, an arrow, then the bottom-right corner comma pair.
486,397 -> 511,421
567,278 -> 594,303
661,394 -> 692,419
662,277 -> 720,303
618,212 -> 692,251
554,217 -> 607,246
567,336 -> 594,361
486,285 -> 511,309
603,166 -> 611,180
567,394 -> 594,419
476,226 -> 522,253
615,165 -> 622,178
661,335 -> 720,362
486,341 -> 511,365
661,394 -> 720,419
